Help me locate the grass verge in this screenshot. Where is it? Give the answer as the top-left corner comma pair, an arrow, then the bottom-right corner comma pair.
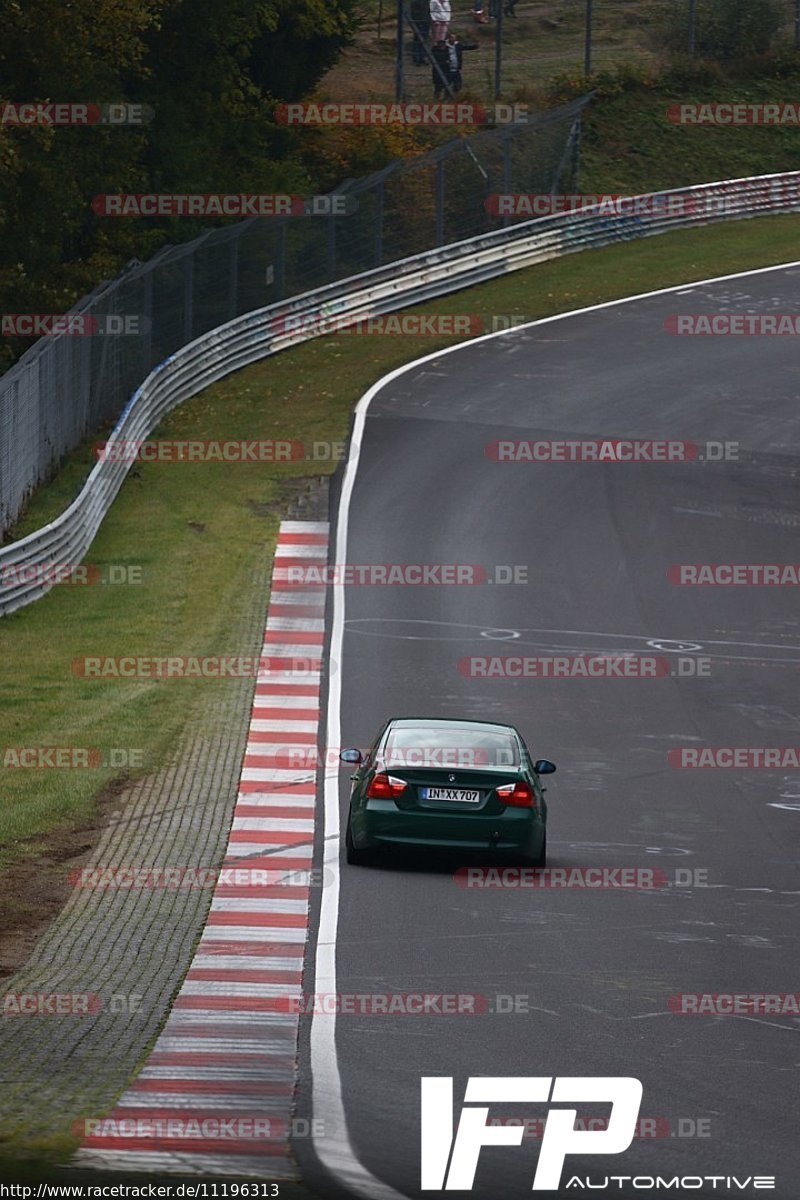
1,212 -> 799,880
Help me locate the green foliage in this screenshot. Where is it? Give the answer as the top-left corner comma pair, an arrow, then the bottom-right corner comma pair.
652,0 -> 785,63
248,0 -> 356,99
545,61 -> 657,106
0,0 -> 358,365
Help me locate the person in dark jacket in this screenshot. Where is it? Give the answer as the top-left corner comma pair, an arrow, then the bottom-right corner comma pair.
410,0 -> 431,64
431,38 -> 452,97
445,31 -> 477,93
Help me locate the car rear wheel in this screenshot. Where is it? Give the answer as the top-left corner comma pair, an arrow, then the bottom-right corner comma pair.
345,809 -> 372,865
522,830 -> 546,869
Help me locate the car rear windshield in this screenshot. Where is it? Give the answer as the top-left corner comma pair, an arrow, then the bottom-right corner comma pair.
382,727 -> 520,769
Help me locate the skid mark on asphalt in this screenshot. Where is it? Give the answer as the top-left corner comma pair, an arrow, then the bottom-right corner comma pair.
73,520 -> 328,1178
343,617 -> 800,664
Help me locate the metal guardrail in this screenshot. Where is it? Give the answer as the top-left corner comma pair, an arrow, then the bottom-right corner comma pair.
2,170 -> 800,616
0,95 -> 590,538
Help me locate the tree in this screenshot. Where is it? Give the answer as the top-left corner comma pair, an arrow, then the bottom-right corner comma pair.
0,0 -> 358,366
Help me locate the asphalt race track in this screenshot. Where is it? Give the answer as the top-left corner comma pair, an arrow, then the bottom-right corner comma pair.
298,264 -> 800,1200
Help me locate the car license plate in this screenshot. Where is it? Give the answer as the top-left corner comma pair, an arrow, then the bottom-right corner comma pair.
422,787 -> 480,803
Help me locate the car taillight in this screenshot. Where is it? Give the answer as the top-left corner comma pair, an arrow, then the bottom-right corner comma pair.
496,781 -> 536,808
367,772 -> 408,799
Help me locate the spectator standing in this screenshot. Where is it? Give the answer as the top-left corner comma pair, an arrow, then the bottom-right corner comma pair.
429,0 -> 450,43
410,0 -> 431,64
445,31 -> 477,92
431,38 -> 452,97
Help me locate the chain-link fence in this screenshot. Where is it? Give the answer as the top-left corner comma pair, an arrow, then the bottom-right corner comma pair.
0,93 -> 590,539
388,0 -> 800,96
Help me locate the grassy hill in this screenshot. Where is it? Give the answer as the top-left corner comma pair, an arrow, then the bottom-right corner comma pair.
308,0 -> 800,198
576,63 -> 800,192
320,0 -> 797,102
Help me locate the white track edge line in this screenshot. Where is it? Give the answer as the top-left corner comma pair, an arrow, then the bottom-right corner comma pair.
307,258 -> 800,1200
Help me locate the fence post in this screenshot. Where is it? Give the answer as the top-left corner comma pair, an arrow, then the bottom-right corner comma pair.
584,0 -> 593,75
501,132 -> 512,228
435,158 -> 445,245
551,114 -> 579,194
275,221 -> 287,301
183,253 -> 194,345
570,112 -> 583,192
328,211 -> 337,281
228,237 -> 239,322
141,270 -> 153,376
396,0 -> 405,100
688,0 -> 696,57
375,181 -> 384,267
494,1 -> 504,99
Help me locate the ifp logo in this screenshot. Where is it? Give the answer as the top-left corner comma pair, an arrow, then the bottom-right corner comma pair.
421,1076 -> 643,1190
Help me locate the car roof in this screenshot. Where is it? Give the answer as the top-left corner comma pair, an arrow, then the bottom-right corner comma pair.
385,717 -> 521,736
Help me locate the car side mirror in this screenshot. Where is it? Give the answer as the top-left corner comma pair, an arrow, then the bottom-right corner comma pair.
533,759 -> 556,775
340,748 -> 363,764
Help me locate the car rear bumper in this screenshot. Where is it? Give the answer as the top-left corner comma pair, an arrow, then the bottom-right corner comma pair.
354,798 -> 545,854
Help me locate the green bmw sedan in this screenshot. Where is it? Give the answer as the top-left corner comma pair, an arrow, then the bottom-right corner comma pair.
341,717 -> 555,867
